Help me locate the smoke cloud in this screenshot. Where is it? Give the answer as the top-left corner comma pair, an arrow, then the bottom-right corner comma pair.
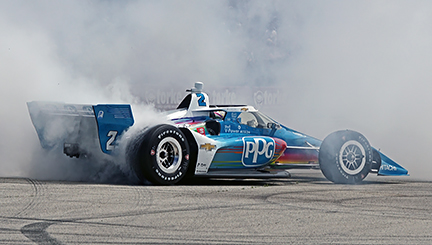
1,1 -> 431,182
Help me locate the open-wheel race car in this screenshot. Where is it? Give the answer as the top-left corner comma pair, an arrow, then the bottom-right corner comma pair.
27,82 -> 408,185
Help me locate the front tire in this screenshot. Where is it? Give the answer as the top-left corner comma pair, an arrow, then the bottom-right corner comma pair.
319,130 -> 373,184
129,124 -> 190,185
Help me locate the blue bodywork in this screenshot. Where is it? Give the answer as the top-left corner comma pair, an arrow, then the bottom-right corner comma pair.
27,83 -> 409,181
93,105 -> 134,153
378,153 -> 409,176
172,108 -> 408,177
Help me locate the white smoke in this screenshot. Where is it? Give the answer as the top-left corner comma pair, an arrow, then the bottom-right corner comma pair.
1,1 -> 431,182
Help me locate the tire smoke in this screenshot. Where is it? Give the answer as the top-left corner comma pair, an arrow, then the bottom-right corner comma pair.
1,1 -> 431,182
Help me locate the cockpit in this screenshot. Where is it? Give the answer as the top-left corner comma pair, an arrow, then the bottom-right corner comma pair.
237,111 -> 278,129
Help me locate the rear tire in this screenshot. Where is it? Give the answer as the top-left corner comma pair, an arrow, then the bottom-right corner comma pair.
319,130 -> 373,184
128,124 -> 190,185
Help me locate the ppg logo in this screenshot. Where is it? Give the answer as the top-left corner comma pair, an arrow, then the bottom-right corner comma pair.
242,137 -> 275,166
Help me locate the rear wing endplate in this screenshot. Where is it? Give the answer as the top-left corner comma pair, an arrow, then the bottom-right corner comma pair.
93,104 -> 134,153
27,101 -> 134,155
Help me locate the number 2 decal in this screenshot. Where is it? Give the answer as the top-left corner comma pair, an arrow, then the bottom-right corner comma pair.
197,93 -> 206,106
106,130 -> 118,151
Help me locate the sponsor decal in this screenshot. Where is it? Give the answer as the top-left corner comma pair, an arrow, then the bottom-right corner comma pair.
196,127 -> 206,135
196,162 -> 208,173
223,124 -> 250,134
200,143 -> 216,151
97,110 -> 104,118
242,137 -> 275,166
380,164 -> 397,172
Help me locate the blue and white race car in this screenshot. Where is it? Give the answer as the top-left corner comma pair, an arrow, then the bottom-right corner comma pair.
27,82 -> 408,185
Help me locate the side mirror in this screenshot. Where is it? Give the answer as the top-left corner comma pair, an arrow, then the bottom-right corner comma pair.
267,122 -> 280,136
267,122 -> 280,130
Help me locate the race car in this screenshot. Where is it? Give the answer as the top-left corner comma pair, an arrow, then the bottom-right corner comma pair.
27,82 -> 408,185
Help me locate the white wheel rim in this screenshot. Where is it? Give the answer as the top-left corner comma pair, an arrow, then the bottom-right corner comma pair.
339,140 -> 366,175
156,137 -> 182,174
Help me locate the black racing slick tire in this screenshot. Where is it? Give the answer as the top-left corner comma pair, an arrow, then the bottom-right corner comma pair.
319,130 -> 373,184
371,148 -> 382,171
129,124 -> 190,185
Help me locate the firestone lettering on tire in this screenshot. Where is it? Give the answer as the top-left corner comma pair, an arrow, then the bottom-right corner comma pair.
157,130 -> 184,142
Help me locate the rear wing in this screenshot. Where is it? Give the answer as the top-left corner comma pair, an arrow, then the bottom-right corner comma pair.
27,101 -> 134,156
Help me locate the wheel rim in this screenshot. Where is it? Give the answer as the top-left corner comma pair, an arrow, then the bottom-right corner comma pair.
155,137 -> 183,174
339,140 -> 366,175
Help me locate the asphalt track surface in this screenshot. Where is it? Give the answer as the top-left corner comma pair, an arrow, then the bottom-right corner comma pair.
1,170 -> 431,245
